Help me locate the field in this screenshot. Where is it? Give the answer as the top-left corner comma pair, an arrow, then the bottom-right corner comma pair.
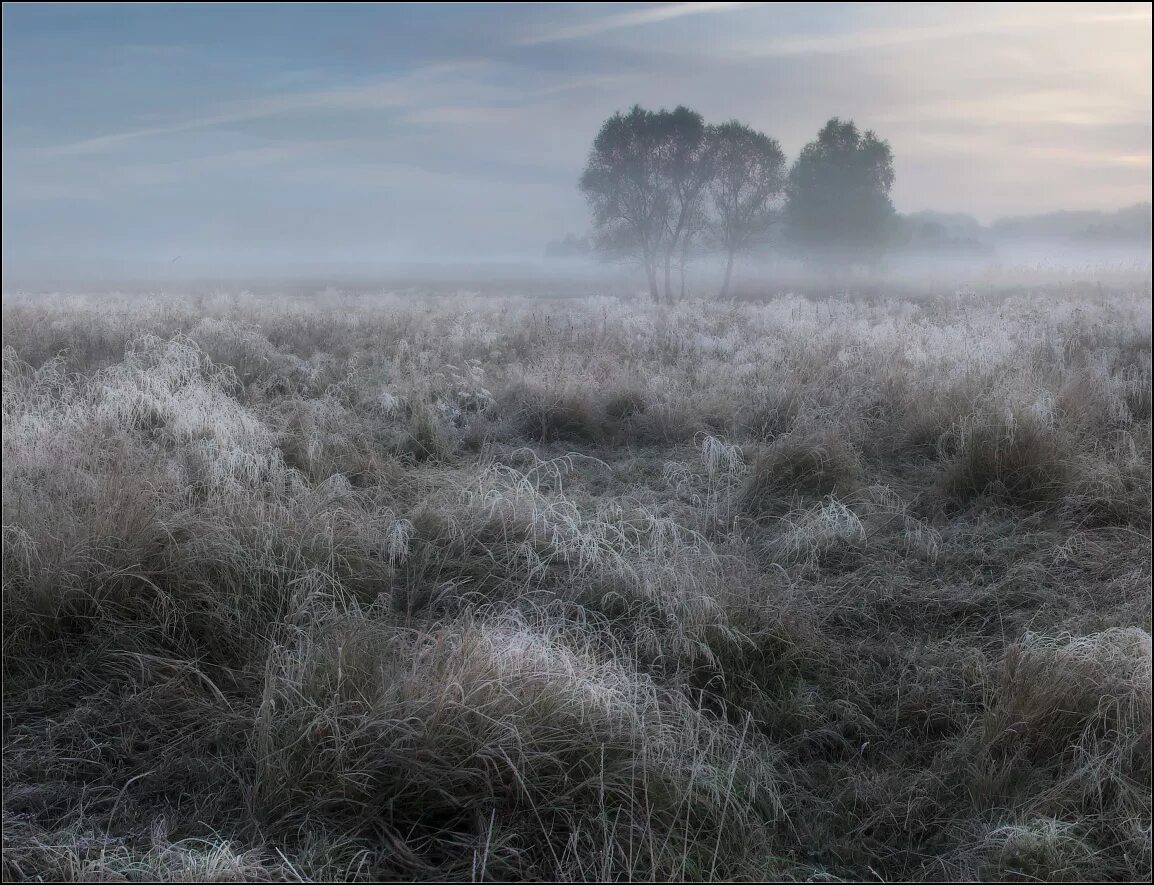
2,280 -> 1151,881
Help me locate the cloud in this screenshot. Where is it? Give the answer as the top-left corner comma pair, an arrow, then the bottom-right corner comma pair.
0,181 -> 106,202
731,4 -> 1151,59
514,2 -> 759,46
43,61 -> 483,156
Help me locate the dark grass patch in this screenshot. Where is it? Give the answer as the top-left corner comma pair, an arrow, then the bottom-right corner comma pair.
740,429 -> 865,518
937,412 -> 1072,509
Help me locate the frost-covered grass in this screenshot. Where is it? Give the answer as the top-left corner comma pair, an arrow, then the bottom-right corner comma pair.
2,282 -> 1150,881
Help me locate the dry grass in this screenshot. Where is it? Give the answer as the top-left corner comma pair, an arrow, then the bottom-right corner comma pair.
2,282 -> 1150,881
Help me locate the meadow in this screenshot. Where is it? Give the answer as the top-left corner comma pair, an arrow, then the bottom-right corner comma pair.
2,278 -> 1151,881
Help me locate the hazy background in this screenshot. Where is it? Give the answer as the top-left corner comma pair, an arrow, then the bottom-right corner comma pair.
2,1 -> 1151,284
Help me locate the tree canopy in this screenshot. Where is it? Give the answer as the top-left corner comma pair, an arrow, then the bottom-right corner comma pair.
580,109 -> 896,297
707,121 -> 787,299
783,118 -> 895,268
579,105 -> 675,300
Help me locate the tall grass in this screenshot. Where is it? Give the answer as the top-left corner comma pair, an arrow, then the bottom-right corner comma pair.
2,282 -> 1150,881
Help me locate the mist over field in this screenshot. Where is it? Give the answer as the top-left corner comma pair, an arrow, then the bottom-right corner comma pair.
2,3 -> 1152,883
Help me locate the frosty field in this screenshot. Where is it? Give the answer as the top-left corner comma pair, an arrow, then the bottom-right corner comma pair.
2,282 -> 1151,882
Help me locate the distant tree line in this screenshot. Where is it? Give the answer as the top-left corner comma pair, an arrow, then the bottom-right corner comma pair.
889,204 -> 1152,255
578,106 -> 895,301
544,233 -> 594,259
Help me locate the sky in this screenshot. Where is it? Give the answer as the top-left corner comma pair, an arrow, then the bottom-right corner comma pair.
2,1 -> 1151,274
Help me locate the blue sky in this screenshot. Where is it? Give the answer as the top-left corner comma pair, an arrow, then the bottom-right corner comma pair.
3,2 -> 1151,274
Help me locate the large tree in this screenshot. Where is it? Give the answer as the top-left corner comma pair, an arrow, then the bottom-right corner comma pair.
659,106 -> 713,302
579,106 -> 669,300
784,118 -> 895,271
580,105 -> 713,302
706,121 -> 786,299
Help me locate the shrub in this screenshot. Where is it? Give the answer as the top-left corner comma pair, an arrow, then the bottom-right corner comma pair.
602,386 -> 648,421
978,628 -> 1151,772
969,818 -> 1103,882
739,429 -> 864,518
937,411 -> 1072,508
252,607 -> 779,880
500,382 -> 606,444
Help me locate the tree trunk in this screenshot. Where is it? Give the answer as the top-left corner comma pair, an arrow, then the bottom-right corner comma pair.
663,250 -> 674,304
679,239 -> 690,301
645,256 -> 661,302
719,250 -> 736,300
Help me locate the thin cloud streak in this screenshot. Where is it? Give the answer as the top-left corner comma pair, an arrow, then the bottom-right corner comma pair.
44,61 -> 483,157
514,2 -> 759,46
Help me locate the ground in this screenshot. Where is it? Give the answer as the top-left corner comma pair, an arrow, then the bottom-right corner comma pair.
2,279 -> 1150,881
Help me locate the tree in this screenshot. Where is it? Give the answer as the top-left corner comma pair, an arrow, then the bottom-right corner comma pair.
706,121 -> 786,299
783,118 -> 895,272
580,105 -> 713,302
579,106 -> 669,300
659,106 -> 712,302
544,233 -> 593,259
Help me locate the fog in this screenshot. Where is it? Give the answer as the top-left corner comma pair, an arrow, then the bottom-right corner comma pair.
3,225 -> 1148,301
3,2 -> 1151,290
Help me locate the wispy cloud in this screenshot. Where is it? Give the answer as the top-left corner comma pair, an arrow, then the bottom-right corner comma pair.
44,61 -> 482,156
44,63 -> 624,158
733,4 -> 1151,59
514,2 -> 759,46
